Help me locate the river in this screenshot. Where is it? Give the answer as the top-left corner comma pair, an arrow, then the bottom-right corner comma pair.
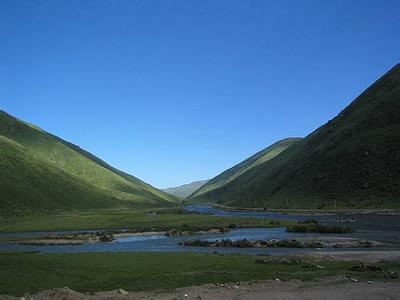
0,204 -> 399,254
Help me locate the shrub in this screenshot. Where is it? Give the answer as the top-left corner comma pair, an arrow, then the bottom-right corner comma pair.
98,233 -> 114,242
350,263 -> 383,272
287,224 -> 353,233
301,219 -> 319,225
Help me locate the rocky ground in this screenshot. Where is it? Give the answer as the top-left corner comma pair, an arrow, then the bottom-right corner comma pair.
0,277 -> 399,300
181,237 -> 389,249
1,251 -> 399,300
12,229 -> 227,246
296,250 -> 400,262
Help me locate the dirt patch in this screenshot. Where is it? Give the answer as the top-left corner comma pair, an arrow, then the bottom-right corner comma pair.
1,277 -> 399,300
295,250 -> 400,262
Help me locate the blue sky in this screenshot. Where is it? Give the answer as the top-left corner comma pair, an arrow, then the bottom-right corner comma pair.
1,0 -> 399,188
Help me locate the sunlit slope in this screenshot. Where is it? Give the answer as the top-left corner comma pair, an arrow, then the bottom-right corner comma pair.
190,138 -> 301,198
0,111 -> 176,215
194,64 -> 400,209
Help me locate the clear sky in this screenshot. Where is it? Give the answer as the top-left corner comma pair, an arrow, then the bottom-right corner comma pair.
1,0 -> 399,188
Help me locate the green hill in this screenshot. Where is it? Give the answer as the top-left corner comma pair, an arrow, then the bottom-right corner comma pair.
190,138 -> 301,198
0,111 -> 176,215
192,64 -> 400,209
163,180 -> 209,198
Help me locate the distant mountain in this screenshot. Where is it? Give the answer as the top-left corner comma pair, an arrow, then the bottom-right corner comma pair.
190,138 -> 301,198
0,111 -> 176,215
163,180 -> 209,198
191,64 -> 400,209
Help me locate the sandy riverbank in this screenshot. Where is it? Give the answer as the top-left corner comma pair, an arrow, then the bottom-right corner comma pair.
13,229 -> 225,246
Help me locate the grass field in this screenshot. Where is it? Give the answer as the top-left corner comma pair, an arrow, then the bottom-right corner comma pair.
0,209 -> 294,232
1,251 -> 399,296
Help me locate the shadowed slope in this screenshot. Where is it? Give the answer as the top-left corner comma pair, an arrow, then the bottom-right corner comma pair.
194,64 -> 400,209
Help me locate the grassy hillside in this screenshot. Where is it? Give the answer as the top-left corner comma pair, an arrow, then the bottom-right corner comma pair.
163,180 -> 208,198
0,111 -> 176,215
190,138 -> 301,198
194,64 -> 400,209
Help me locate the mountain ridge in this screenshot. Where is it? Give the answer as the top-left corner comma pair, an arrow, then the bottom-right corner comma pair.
191,64 -> 400,209
0,110 -> 176,215
163,180 -> 209,198
190,137 -> 302,198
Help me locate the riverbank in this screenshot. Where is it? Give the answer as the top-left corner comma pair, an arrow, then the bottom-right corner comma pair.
213,204 -> 400,215
0,208 -> 294,232
2,204 -> 400,253
1,222 -> 360,246
181,237 -> 389,249
0,251 -> 399,297
12,228 -> 227,246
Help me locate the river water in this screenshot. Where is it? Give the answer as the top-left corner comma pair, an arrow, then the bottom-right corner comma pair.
1,204 -> 399,254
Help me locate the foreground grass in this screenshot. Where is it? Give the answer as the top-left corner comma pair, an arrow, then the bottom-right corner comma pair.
0,209 -> 294,232
1,252 -> 399,296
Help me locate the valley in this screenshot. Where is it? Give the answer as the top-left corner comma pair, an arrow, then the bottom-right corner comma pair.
0,204 -> 400,297
189,64 -> 400,209
1,62 -> 399,299
2,1 -> 400,298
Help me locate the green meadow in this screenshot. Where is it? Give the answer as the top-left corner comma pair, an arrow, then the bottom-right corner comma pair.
0,208 -> 294,232
1,251 -> 399,296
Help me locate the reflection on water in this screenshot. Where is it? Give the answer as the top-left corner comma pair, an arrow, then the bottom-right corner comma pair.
0,204 -> 399,254
185,204 -> 306,221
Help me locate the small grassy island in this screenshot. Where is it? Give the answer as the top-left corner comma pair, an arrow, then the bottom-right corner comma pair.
0,207 -> 294,233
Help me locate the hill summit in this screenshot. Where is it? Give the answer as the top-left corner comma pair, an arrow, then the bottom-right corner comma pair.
0,111 -> 176,215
